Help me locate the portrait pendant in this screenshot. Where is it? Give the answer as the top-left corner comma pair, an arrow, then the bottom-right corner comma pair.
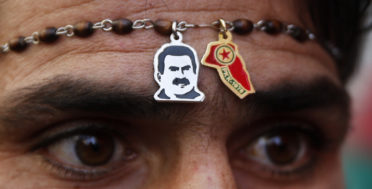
153,32 -> 205,102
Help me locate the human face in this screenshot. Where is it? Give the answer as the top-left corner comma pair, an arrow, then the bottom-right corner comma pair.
160,55 -> 195,96
0,0 -> 348,188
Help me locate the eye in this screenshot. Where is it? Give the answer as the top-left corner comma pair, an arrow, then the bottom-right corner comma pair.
37,127 -> 137,180
248,131 -> 303,166
75,135 -> 114,166
236,125 -> 321,180
50,133 -> 117,167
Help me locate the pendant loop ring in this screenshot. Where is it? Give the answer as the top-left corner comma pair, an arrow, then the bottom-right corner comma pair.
171,21 -> 180,39
218,19 -> 228,39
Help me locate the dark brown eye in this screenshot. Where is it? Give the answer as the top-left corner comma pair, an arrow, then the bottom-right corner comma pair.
75,134 -> 115,166
242,130 -> 307,167
265,132 -> 300,166
238,127 -> 315,179
45,130 -> 136,174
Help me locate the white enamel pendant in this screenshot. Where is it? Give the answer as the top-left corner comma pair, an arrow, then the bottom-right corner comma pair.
153,32 -> 205,102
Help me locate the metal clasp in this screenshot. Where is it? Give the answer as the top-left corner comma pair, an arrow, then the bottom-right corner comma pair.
218,19 -> 228,39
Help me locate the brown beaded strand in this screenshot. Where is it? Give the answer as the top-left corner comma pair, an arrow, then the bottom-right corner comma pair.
0,18 -> 340,59
232,19 -> 311,43
286,25 -> 308,42
112,19 -> 133,35
153,19 -> 173,36
260,20 -> 284,35
73,21 -> 95,37
8,37 -> 28,52
39,27 -> 59,43
232,19 -> 254,35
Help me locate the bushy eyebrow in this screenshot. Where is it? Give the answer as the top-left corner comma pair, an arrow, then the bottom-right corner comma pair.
0,76 -> 193,127
0,75 -> 349,130
246,77 -> 350,113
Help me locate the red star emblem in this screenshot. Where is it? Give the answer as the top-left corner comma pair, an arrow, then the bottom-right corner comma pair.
219,48 -> 231,60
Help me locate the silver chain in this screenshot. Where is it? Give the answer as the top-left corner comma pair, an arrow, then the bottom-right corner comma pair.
285,24 -> 317,41
0,18 -> 325,56
211,20 -> 235,31
255,20 -> 317,41
254,20 -> 266,31
132,19 -> 154,30
176,21 -> 196,31
0,43 -> 9,54
307,30 -> 317,40
24,32 -> 40,45
56,25 -> 74,37
93,19 -> 113,32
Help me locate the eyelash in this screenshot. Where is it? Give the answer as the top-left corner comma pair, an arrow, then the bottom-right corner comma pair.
235,121 -> 327,180
31,123 -> 132,181
40,155 -> 111,181
30,118 -> 332,182
31,124 -> 113,151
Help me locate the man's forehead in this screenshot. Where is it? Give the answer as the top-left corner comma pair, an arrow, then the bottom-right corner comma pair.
0,0 -> 312,44
0,0 -> 339,99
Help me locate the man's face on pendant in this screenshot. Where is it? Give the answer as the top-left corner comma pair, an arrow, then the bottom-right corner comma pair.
0,0 -> 349,188
161,55 -> 195,96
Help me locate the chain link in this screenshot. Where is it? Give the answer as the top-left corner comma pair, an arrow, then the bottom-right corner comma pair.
285,24 -> 296,34
93,19 -> 113,32
254,20 -> 266,31
324,42 -> 342,60
102,19 -> 113,31
132,19 -> 154,30
0,43 -> 9,54
24,32 -> 40,45
306,30 -> 316,40
176,21 -> 195,32
210,20 -> 234,31
92,21 -> 104,30
56,25 -> 74,37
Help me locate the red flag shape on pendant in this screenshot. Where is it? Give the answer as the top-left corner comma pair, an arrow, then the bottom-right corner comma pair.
201,31 -> 255,99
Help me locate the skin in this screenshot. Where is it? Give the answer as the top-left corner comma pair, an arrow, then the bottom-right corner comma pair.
0,0 -> 349,188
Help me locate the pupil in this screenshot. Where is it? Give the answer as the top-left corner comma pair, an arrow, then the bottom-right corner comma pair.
75,134 -> 115,166
265,132 -> 300,166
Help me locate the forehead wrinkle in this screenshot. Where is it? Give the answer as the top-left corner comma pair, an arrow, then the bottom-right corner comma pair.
0,45 -> 155,90
0,0 -> 94,38
1,0 -> 308,38
1,0 -> 154,41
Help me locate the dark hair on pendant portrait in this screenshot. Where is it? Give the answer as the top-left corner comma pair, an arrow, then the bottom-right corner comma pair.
157,45 -> 197,74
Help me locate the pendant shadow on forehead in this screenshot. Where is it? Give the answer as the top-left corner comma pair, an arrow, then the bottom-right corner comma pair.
153,38 -> 205,102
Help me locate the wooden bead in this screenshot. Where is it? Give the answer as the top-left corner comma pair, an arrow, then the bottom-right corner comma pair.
287,26 -> 308,42
73,21 -> 94,37
154,19 -> 172,36
39,27 -> 59,43
233,19 -> 254,35
9,36 -> 28,52
262,20 -> 283,35
112,18 -> 133,35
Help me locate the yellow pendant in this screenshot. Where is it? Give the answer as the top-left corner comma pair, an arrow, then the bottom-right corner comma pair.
201,21 -> 255,99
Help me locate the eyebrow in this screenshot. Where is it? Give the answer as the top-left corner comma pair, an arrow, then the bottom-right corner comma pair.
246,77 -> 350,113
0,76 -> 349,128
0,76 -> 189,127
